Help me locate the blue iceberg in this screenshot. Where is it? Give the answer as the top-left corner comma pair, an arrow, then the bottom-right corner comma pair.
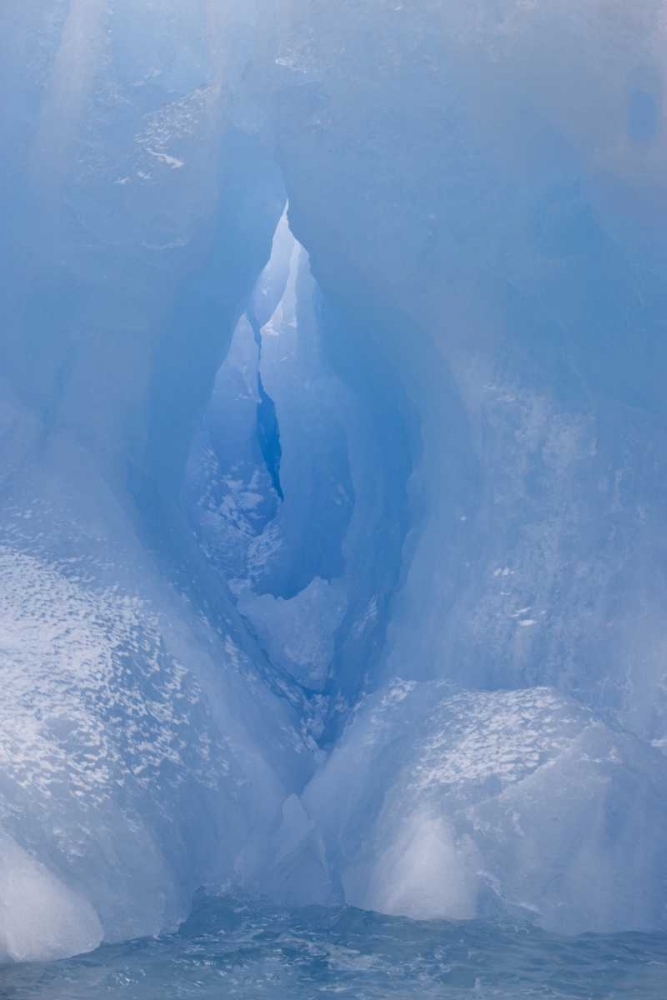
0,0 -> 666,970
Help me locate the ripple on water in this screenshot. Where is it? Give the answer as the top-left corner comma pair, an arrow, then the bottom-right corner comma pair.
1,894 -> 666,1000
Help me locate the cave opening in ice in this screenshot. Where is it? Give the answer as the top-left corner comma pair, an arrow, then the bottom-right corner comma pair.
184,207 -> 416,729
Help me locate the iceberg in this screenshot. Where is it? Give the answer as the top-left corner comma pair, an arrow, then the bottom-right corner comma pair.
1,0 -> 666,964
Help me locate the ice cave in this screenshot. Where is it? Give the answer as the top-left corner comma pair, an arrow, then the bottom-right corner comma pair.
1,2 -> 667,997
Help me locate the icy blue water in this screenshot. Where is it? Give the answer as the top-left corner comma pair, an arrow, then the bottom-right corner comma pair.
3,896 -> 666,1000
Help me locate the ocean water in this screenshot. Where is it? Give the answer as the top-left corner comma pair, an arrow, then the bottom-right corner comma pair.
2,895 -> 666,1000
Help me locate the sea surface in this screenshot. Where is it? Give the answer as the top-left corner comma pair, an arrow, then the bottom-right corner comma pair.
2,894 -> 666,1000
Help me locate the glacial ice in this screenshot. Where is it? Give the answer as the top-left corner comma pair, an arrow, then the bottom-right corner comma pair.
0,834 -> 102,963
1,0 -> 667,964
303,682 -> 667,934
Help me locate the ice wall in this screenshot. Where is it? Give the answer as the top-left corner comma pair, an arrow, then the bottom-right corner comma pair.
303,681 -> 667,934
268,0 -> 667,744
2,0 -> 667,959
0,0 -> 312,962
260,0 -> 667,930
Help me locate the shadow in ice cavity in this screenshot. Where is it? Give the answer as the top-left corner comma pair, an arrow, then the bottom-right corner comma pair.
257,370 -> 285,501
249,306 -> 285,503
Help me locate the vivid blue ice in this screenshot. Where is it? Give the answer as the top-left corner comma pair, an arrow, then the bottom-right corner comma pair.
0,0 -> 667,981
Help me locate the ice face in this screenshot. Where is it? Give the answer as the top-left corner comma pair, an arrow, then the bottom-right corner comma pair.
0,2 -> 310,961
303,681 -> 667,933
1,0 -> 667,963
268,0 -> 667,744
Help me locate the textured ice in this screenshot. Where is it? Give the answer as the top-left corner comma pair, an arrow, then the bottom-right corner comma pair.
239,578 -> 348,691
1,0 -> 667,966
303,682 -> 667,933
0,524 -> 309,958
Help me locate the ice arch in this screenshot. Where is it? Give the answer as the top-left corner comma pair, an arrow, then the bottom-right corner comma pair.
1,0 -> 667,962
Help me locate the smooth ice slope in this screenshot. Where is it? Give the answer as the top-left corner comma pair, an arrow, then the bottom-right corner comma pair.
0,835 -> 102,963
1,0 -> 667,962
